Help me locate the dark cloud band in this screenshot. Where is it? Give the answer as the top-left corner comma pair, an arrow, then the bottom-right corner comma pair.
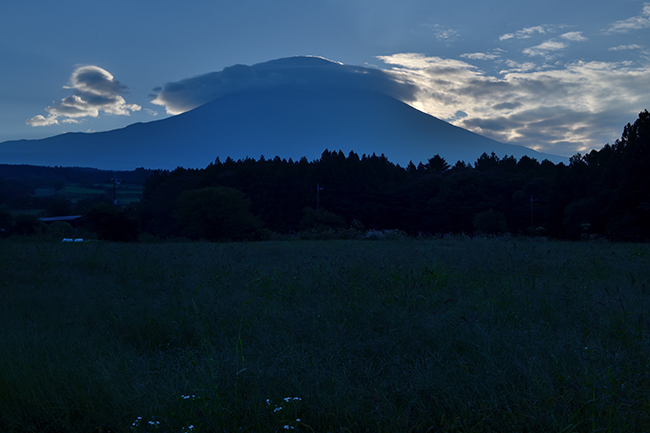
151,56 -> 418,115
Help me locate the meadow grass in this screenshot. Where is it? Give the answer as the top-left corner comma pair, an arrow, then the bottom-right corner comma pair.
28,184 -> 144,205
0,237 -> 649,432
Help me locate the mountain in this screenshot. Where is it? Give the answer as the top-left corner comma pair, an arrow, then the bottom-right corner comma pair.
0,85 -> 565,170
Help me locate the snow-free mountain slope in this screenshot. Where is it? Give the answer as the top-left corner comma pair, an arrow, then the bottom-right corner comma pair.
0,85 -> 565,170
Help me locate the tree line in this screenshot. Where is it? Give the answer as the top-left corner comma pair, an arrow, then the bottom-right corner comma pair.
2,110 -> 648,242
133,110 -> 649,241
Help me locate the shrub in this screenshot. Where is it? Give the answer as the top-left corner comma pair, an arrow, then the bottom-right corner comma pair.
46,221 -> 75,238
472,209 -> 508,234
173,186 -> 262,241
84,203 -> 140,242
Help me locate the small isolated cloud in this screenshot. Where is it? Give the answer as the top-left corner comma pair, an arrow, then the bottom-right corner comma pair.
605,3 -> 650,33
432,24 -> 459,41
461,51 -> 502,61
500,25 -> 548,41
446,110 -> 468,123
151,56 -> 417,115
560,31 -> 587,42
24,114 -> 59,127
522,40 -> 568,57
500,60 -> 538,73
378,53 -> 650,156
26,66 -> 141,127
609,44 -> 643,51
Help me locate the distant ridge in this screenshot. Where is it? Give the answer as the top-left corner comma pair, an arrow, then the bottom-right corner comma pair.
0,63 -> 565,170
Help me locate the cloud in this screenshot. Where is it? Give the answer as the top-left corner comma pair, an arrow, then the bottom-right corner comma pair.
461,51 -> 502,61
560,31 -> 587,42
377,53 -> 650,156
493,102 -> 522,111
522,40 -> 568,57
605,3 -> 650,33
26,66 -> 141,127
499,26 -> 549,41
609,44 -> 643,51
500,60 -> 538,73
24,114 -> 59,127
151,56 -> 417,115
431,24 -> 459,41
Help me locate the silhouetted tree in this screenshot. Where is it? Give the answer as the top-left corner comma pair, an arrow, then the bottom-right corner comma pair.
13,214 -> 44,236
44,197 -> 73,217
0,211 -> 12,237
85,203 -> 140,242
173,186 -> 262,241
135,111 -> 649,240
299,207 -> 346,232
473,209 -> 508,234
425,155 -> 450,172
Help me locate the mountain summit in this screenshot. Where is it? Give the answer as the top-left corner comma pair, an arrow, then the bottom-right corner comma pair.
1,57 -> 565,170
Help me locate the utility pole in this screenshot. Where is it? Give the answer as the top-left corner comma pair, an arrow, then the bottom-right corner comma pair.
109,173 -> 123,205
316,183 -> 324,211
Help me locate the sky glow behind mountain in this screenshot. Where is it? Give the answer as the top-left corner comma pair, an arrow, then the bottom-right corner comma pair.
1,0 -> 649,159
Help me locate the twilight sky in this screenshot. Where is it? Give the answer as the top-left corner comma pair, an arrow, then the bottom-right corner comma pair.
1,0 -> 649,158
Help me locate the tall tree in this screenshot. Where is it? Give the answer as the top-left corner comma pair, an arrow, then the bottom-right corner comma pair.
174,186 -> 262,241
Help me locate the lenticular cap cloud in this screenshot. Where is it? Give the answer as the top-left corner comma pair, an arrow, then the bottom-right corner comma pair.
151,56 -> 418,115
68,66 -> 128,96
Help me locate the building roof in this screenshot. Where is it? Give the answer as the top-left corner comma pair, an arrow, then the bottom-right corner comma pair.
38,215 -> 83,222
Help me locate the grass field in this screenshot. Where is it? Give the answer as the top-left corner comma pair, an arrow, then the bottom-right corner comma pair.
33,183 -> 144,205
1,238 -> 649,432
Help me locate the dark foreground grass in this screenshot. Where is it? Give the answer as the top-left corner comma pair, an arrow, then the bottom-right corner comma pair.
0,238 -> 649,432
